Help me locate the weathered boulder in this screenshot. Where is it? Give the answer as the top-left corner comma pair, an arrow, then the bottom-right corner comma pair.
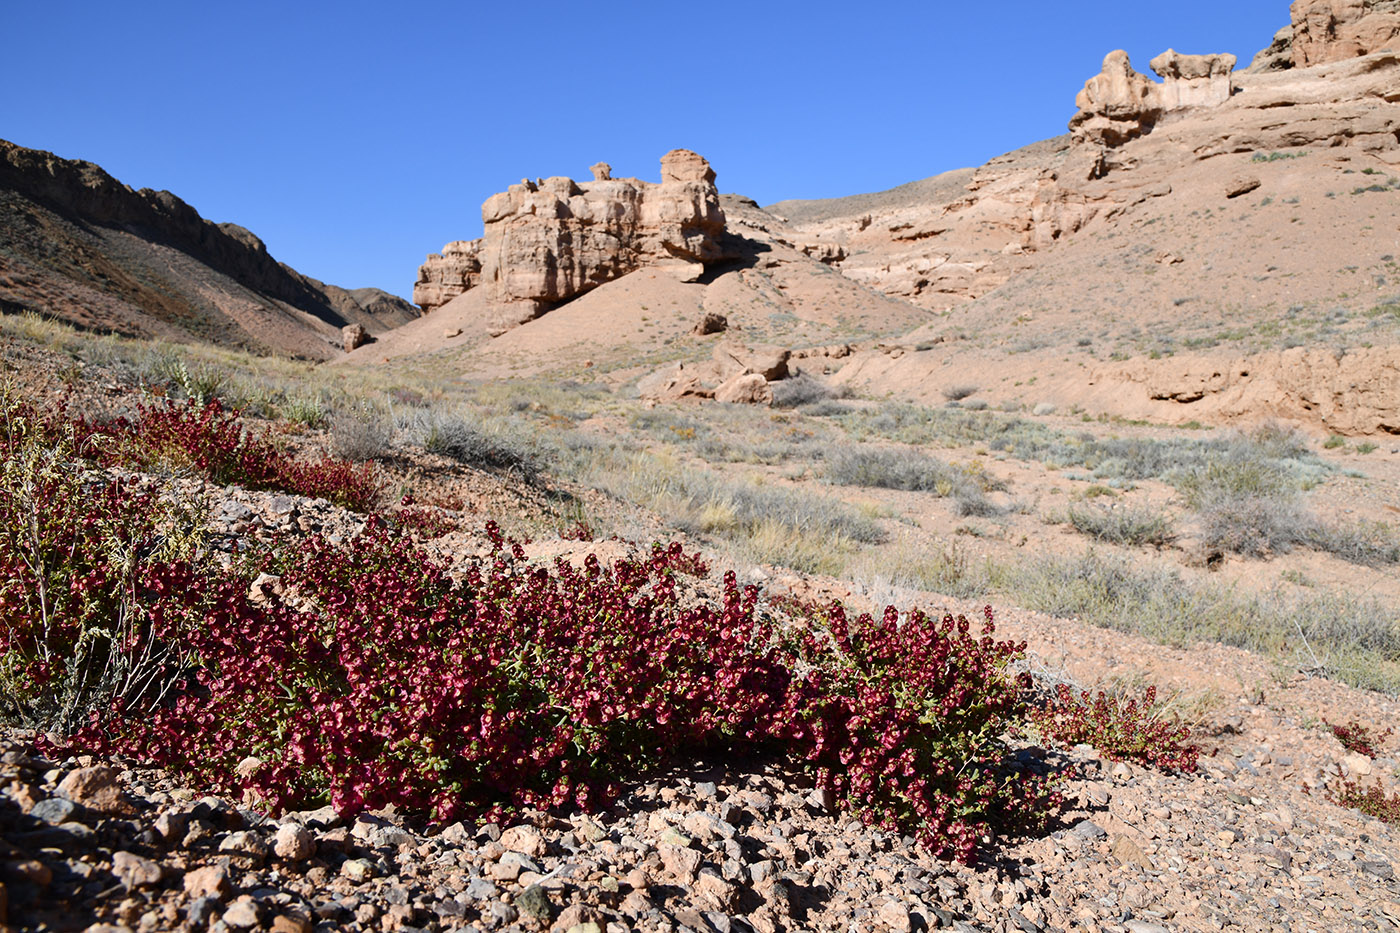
713,342 -> 791,382
415,150 -> 730,325
342,323 -> 370,352
714,373 -> 773,405
1150,50 -> 1237,109
1069,51 -> 1165,146
691,312 -> 728,336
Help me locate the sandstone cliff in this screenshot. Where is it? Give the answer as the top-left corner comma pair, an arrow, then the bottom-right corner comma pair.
1251,0 -> 1400,70
0,140 -> 418,358
415,150 -> 729,335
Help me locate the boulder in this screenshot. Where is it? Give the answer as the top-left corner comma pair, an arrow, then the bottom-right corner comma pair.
1069,51 -> 1165,146
1225,175 -> 1262,198
414,150 -> 730,324
714,373 -> 773,405
713,342 -> 791,382
691,312 -> 728,336
342,323 -> 370,352
1150,49 -> 1236,109
637,364 -> 716,402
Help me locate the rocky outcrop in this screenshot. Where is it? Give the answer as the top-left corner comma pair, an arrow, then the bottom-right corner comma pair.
638,342 -> 792,405
1150,50 -> 1237,109
415,150 -> 729,330
1251,1 -> 1400,70
1070,50 -> 1236,147
1291,0 -> 1400,67
1069,52 -> 1166,147
413,240 -> 481,310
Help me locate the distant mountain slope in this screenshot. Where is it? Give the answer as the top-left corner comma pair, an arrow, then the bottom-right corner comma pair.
0,139 -> 417,359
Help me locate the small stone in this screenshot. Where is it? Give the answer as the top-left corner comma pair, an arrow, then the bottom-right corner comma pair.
184,865 -> 232,899
219,831 -> 269,862
515,884 -> 552,922
1217,829 -> 1238,847
56,765 -> 123,812
659,843 -> 702,883
154,809 -> 191,840
1361,860 -> 1395,880
274,822 -> 315,862
500,824 -> 546,858
488,900 -> 518,925
187,896 -> 220,927
112,851 -> 163,889
878,900 -> 912,932
270,912 -> 312,933
1344,753 -> 1373,776
8,860 -> 51,886
223,896 -> 262,929
340,858 -> 375,882
29,797 -> 79,825
1110,834 -> 1153,870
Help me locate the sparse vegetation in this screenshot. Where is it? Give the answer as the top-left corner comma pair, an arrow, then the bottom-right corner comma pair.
1064,501 -> 1175,548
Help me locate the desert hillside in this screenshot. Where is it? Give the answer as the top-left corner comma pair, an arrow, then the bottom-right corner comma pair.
0,139 -> 419,360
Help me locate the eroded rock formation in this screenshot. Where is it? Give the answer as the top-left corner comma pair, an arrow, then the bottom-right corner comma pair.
1070,50 -> 1237,147
1290,0 -> 1400,67
415,150 -> 729,330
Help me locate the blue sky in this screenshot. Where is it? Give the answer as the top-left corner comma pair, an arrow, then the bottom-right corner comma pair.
6,1 -> 1289,298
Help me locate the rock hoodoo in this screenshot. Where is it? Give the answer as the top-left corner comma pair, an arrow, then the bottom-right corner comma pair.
414,150 -> 729,333
1070,49 -> 1237,147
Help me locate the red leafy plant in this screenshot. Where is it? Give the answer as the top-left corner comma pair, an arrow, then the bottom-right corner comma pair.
65,398 -> 380,511
1030,684 -> 1199,773
53,513 -> 1060,863
0,399 -> 207,731
1324,719 -> 1393,758
1328,780 -> 1400,825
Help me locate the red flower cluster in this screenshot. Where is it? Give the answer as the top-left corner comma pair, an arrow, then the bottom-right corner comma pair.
1328,779 -> 1400,825
1030,684 -> 1199,773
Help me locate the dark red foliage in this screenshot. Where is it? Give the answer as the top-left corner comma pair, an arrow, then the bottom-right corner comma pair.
66,399 -> 380,511
1328,780 -> 1400,824
1324,719 -> 1393,758
63,518 -> 1056,863
1030,684 -> 1199,773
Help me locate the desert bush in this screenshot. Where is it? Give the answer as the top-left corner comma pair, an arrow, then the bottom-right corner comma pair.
771,373 -> 848,409
1030,684 -> 1198,772
1004,550 -> 1400,695
329,409 -> 394,462
414,412 -> 535,475
1307,519 -> 1400,566
942,384 -> 979,401
824,447 -> 999,516
61,398 -> 380,511
1065,502 -> 1175,547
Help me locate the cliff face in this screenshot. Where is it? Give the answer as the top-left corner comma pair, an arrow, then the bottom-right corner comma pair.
0,139 -> 418,359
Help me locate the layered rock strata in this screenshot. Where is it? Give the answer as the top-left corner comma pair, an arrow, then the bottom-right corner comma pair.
415,150 -> 729,332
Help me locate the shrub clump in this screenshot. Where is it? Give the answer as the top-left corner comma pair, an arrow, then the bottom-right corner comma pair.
1328,780 -> 1400,825
1065,502 -> 1175,548
54,514 -> 1061,863
824,447 -> 1000,516
67,398 -> 381,511
1030,684 -> 1199,772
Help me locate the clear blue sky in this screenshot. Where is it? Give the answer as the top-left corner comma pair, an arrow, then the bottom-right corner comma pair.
6,1 -> 1289,299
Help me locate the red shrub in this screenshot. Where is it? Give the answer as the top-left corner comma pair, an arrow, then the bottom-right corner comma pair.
1325,719 -> 1393,758
1030,684 -> 1199,773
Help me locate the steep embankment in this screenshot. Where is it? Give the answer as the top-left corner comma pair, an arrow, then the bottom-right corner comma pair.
0,139 -> 418,359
